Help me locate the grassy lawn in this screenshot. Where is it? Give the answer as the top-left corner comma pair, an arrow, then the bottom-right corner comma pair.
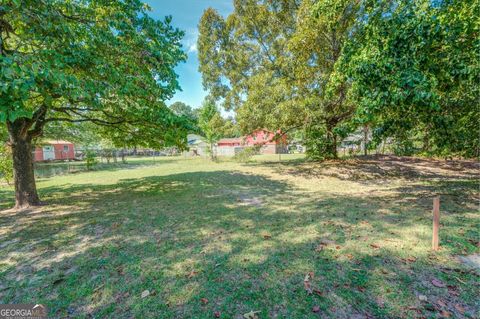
0,155 -> 478,318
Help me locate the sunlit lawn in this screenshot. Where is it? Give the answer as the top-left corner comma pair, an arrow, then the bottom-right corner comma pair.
0,155 -> 478,318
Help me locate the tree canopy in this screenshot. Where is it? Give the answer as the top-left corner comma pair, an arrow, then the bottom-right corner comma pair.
198,0 -> 479,159
1,0 -> 188,207
342,0 -> 479,157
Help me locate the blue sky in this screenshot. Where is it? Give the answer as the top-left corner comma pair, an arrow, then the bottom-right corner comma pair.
145,0 -> 233,109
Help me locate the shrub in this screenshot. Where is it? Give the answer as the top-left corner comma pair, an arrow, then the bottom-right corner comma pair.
233,145 -> 261,162
85,150 -> 98,170
392,138 -> 415,156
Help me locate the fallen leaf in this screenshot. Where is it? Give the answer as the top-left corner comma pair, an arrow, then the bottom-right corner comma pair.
357,286 -> 366,292
370,243 -> 380,249
200,298 -> 209,305
431,278 -> 446,288
454,304 -> 465,314
243,310 -> 260,319
213,311 -> 221,318
312,305 -> 320,313
186,270 -> 198,279
304,272 -> 314,294
406,257 -> 416,262
418,295 -> 428,302
263,234 -> 272,240
141,290 -> 150,298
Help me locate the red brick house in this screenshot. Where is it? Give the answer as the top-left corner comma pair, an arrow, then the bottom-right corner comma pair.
217,137 -> 243,147
244,129 -> 287,154
216,129 -> 288,155
33,140 -> 75,162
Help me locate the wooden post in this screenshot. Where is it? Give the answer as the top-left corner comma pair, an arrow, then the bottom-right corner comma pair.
432,197 -> 440,251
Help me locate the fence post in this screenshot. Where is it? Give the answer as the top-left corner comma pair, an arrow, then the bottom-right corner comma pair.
432,197 -> 440,251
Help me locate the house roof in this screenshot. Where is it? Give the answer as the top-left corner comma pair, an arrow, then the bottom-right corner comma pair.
190,139 -> 207,146
218,137 -> 242,144
44,140 -> 74,145
187,134 -> 204,142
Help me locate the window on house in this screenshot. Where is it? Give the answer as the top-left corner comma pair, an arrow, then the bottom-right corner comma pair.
63,145 -> 69,151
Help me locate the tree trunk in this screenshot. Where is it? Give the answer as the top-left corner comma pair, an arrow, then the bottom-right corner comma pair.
121,148 -> 126,163
363,125 -> 369,156
330,133 -> 338,159
210,143 -> 215,160
325,123 -> 338,159
10,135 -> 41,208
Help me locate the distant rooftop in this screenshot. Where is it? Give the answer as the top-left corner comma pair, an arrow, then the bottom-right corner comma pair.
218,137 -> 242,143
44,140 -> 74,145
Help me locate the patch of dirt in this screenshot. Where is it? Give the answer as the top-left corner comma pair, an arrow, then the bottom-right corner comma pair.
237,196 -> 263,207
273,155 -> 480,182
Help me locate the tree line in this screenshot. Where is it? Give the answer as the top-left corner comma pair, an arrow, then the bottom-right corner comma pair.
198,0 -> 479,160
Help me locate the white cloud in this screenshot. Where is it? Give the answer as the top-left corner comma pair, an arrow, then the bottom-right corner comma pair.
188,43 -> 198,53
183,28 -> 199,54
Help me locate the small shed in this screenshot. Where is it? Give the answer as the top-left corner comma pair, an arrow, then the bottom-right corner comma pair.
185,134 -> 209,157
33,140 -> 75,162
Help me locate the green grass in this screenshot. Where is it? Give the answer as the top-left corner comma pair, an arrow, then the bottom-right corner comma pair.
0,155 -> 478,318
32,156 -> 173,178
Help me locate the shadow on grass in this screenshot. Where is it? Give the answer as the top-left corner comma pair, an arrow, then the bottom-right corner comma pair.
0,170 -> 478,318
249,155 -> 480,185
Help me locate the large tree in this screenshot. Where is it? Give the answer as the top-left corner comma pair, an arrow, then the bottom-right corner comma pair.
0,0 -> 187,208
287,0 -> 359,158
197,98 -> 226,160
169,101 -> 202,133
341,0 -> 479,157
198,0 -> 360,159
169,101 -> 197,120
